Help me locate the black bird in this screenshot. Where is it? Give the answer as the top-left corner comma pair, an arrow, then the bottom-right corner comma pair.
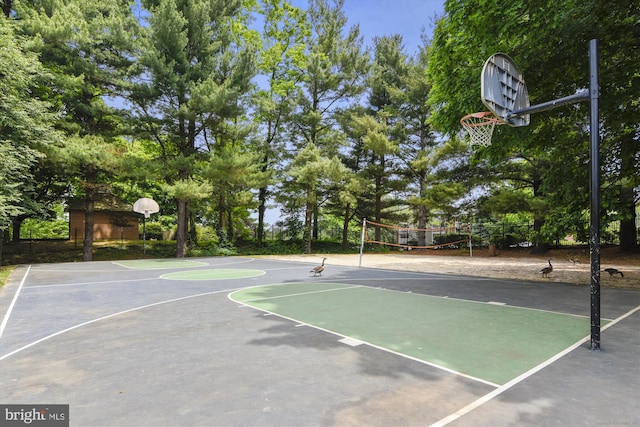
310,258 -> 327,276
603,268 -> 624,278
540,258 -> 553,277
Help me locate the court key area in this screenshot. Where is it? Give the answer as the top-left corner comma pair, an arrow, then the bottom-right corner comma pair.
1,256 -> 638,426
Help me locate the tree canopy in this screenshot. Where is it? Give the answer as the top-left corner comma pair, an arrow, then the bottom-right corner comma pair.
1,0 -> 638,259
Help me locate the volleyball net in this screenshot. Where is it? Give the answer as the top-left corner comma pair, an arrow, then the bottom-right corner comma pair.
358,219 -> 472,265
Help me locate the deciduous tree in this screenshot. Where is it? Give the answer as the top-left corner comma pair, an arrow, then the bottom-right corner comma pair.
0,18 -> 59,261
428,0 -> 639,249
252,0 -> 309,245
285,0 -> 368,251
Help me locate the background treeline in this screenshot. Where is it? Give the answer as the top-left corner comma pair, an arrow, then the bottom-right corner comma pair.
1,0 -> 638,262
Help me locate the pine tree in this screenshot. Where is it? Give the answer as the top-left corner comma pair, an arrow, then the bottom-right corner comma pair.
130,0 -> 257,256
286,0 -> 368,252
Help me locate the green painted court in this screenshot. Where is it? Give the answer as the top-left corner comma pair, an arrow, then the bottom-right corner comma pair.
231,282 -> 608,386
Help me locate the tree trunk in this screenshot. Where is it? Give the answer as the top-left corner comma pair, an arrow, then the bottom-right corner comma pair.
175,198 -> 188,257
341,204 -> 350,250
2,0 -> 12,18
82,183 -> 95,262
417,205 -> 427,247
313,206 -> 318,240
226,206 -> 234,243
375,171 -> 382,242
530,174 -> 548,253
618,186 -> 637,250
188,206 -> 197,247
305,189 -> 313,254
257,186 -> 267,246
619,134 -> 638,250
11,217 -> 24,242
531,217 -> 548,253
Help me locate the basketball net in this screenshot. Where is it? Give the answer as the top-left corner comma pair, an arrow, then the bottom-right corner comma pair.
460,112 -> 502,147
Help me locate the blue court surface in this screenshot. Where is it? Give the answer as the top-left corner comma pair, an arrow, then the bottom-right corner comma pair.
0,256 -> 638,426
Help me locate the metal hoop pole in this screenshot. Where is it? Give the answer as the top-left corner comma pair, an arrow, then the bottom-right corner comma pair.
506,90 -> 589,121
588,39 -> 601,351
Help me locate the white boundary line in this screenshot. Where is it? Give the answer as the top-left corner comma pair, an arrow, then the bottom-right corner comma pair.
22,277 -> 160,290
341,282 -> 608,321
228,284 -> 501,388
0,265 -> 31,341
112,260 -> 209,269
239,285 -> 363,302
0,288 -> 239,361
112,257 -> 260,269
320,276 -> 465,281
29,268 -> 147,273
159,269 -> 266,281
429,303 -> 640,426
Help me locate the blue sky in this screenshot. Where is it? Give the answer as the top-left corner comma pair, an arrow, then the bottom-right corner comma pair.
341,0 -> 444,54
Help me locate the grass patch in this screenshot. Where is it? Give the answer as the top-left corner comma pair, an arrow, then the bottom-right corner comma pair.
0,265 -> 16,289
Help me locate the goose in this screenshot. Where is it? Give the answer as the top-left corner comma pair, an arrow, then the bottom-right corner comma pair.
569,258 -> 581,265
540,258 -> 553,277
310,258 -> 327,277
603,268 -> 624,278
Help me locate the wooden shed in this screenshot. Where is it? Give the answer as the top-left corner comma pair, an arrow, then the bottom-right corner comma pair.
67,198 -> 139,241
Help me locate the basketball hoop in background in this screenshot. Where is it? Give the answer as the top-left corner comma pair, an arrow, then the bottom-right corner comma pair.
134,198 -> 159,218
133,198 -> 160,258
460,111 -> 502,147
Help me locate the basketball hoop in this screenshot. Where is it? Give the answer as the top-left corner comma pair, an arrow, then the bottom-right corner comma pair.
133,198 -> 160,217
133,197 -> 160,258
460,111 -> 502,147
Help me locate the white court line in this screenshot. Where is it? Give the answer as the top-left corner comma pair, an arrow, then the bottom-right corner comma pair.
26,257 -> 259,273
232,302 -> 501,388
323,276 -> 465,281
239,285 -> 363,303
112,260 -> 209,269
30,268 -> 142,273
430,303 -> 640,426
264,267 -> 321,272
112,257 -> 259,269
22,277 -> 160,290
340,283 -> 608,321
228,287 -> 500,388
0,288 -> 239,362
0,266 -> 31,341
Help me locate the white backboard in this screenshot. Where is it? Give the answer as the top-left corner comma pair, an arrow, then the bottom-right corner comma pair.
481,53 -> 530,127
133,198 -> 160,218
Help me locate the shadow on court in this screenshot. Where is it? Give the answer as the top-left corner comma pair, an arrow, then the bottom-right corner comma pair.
0,257 -> 638,426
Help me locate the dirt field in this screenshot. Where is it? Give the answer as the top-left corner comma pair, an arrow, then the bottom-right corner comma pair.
257,247 -> 640,290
